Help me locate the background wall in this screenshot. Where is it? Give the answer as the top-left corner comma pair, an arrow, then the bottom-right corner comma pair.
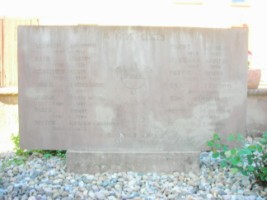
0,18 -> 38,87
0,88 -> 17,152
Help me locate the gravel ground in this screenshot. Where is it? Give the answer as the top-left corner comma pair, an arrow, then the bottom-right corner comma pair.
0,152 -> 266,200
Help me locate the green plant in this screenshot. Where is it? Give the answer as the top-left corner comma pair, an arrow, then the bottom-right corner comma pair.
207,133 -> 267,187
11,134 -> 66,159
11,134 -> 29,156
34,150 -> 66,159
3,157 -> 27,167
55,150 -> 66,158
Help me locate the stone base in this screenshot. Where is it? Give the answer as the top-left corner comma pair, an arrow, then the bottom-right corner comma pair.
67,151 -> 200,174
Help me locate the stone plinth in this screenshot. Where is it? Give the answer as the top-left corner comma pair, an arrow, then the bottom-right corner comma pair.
67,151 -> 200,173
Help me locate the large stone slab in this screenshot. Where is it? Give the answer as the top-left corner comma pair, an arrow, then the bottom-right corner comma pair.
18,26 -> 247,172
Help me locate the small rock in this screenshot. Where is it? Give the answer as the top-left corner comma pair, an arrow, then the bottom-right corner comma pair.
43,187 -> 52,194
7,185 -> 13,193
88,191 -> 95,199
92,185 -> 98,191
186,195 -> 198,200
53,191 -> 62,199
210,188 -> 218,196
64,185 -> 72,192
83,190 -> 88,196
30,170 -> 43,179
0,188 -> 5,197
127,192 -> 139,199
21,195 -> 28,200
206,193 -> 213,199
41,195 -> 47,200
61,198 -> 71,200
86,175 -> 94,181
74,191 -> 84,199
221,195 -> 230,200
107,196 -> 117,200
188,180 -> 198,187
217,189 -> 226,196
101,180 -> 110,187
48,169 -> 56,176
69,179 -> 75,184
245,196 -> 257,200
53,179 -> 62,184
167,194 -> 176,199
78,181 -> 84,187
114,184 -> 122,190
95,191 -> 106,200
61,191 -> 69,197
188,172 -> 198,180
260,191 -> 267,197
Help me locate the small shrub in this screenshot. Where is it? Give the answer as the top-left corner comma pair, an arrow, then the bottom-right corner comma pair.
11,133 -> 66,159
3,157 -> 27,168
11,134 -> 29,157
34,150 -> 66,159
207,133 -> 267,187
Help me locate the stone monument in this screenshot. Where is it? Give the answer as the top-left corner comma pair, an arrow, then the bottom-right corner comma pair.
18,26 -> 248,173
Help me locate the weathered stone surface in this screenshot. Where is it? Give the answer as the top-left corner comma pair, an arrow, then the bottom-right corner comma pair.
67,151 -> 200,173
18,26 -> 247,172
247,91 -> 267,136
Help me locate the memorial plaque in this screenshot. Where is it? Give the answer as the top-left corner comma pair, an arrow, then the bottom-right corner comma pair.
18,26 -> 247,171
